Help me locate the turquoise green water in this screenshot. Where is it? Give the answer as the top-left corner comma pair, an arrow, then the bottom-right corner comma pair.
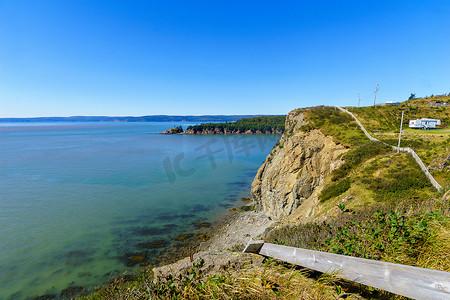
0,122 -> 279,299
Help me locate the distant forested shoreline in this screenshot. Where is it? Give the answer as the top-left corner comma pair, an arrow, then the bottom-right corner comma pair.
163,116 -> 286,134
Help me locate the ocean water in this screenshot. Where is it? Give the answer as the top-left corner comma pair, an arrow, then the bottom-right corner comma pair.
0,122 -> 279,299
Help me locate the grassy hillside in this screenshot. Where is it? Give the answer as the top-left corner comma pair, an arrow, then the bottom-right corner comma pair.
285,106 -> 442,212
80,258 -> 359,300
265,105 -> 449,298
298,106 -> 367,147
349,95 -> 450,133
347,95 -> 450,186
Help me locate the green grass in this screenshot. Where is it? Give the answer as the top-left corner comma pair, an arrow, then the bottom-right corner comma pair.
79,257 -> 354,300
347,96 -> 450,186
359,154 -> 434,203
300,106 -> 367,147
407,128 -> 450,135
318,147 -> 434,207
330,141 -> 391,182
319,178 -> 351,202
348,95 -> 450,135
265,207 -> 449,269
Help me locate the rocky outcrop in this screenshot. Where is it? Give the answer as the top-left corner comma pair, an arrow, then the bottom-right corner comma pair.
152,210 -> 270,281
251,109 -> 349,220
429,153 -> 450,171
162,126 -> 183,134
153,250 -> 264,281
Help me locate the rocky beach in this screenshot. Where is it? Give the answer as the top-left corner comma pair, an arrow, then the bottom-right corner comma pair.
153,208 -> 274,279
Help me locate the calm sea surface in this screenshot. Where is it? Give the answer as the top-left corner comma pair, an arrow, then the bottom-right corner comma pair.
0,122 -> 279,299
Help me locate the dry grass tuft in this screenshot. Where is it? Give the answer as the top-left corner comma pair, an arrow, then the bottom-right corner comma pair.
417,219 -> 450,272
81,258 -> 368,299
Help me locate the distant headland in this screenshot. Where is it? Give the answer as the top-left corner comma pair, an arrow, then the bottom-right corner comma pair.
0,115 -> 272,123
162,116 -> 286,134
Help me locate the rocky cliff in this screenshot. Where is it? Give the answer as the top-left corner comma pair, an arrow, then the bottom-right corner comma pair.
251,109 -> 349,221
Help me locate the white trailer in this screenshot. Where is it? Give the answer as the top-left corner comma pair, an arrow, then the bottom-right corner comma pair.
409,118 -> 441,129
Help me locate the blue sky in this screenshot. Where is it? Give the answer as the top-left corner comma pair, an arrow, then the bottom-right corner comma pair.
1,1 -> 449,117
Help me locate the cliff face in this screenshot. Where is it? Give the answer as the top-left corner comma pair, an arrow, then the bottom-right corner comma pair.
251,109 -> 348,220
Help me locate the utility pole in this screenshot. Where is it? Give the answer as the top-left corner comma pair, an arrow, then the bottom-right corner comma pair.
358,93 -> 360,107
397,110 -> 405,153
373,83 -> 379,107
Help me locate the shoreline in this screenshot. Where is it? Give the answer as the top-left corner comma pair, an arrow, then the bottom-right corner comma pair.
155,203 -> 274,267
151,206 -> 275,281
198,209 -> 273,252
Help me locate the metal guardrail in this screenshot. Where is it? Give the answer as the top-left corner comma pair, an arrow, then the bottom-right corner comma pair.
335,106 -> 442,191
244,240 -> 450,300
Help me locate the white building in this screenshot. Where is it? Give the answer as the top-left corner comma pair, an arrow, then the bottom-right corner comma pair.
409,118 -> 441,129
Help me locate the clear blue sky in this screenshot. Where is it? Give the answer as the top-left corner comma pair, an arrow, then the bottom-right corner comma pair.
1,0 -> 449,117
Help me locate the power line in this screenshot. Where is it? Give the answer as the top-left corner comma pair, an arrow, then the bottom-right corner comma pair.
373,83 -> 379,107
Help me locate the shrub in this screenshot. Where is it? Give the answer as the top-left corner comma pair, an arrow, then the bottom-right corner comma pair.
302,107 -> 367,147
331,141 -> 391,181
319,178 -> 351,202
265,208 -> 447,267
361,154 -> 433,202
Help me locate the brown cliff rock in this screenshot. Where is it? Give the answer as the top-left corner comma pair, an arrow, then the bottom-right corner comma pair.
251,109 -> 348,221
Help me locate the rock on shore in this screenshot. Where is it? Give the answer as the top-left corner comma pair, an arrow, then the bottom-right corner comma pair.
153,210 -> 272,279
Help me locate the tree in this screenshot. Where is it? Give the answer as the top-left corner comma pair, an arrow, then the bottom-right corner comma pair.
408,93 -> 416,100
